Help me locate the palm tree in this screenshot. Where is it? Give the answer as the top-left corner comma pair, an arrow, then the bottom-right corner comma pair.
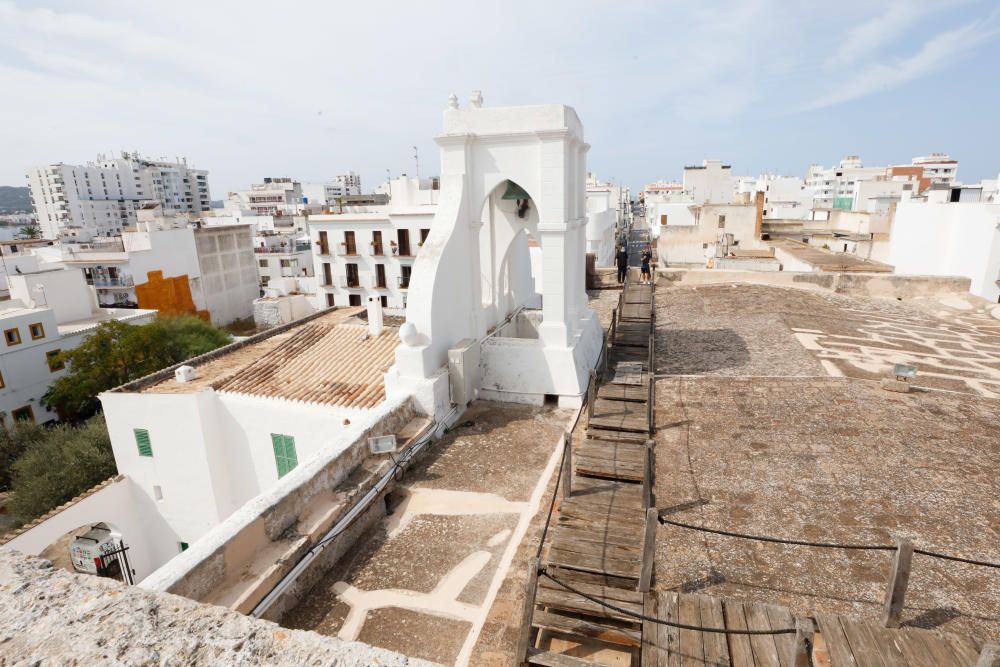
17,223 -> 42,240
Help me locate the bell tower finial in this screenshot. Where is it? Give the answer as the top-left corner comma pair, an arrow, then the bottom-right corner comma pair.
447,93 -> 459,110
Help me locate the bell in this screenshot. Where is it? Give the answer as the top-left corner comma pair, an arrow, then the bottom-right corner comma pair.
501,180 -> 530,200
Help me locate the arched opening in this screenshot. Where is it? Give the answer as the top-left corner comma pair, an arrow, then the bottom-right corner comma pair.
477,179 -> 541,332
40,520 -> 134,584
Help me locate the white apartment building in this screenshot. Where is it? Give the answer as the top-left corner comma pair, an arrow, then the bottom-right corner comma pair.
310,176 -> 439,311
254,233 -> 314,291
888,192 -> 1000,303
806,156 -> 886,210
742,175 -> 815,220
0,267 -> 155,426
26,152 -> 210,241
229,178 -> 304,217
60,218 -> 258,325
585,173 -> 621,266
335,172 -> 362,195
907,153 -> 958,186
684,160 -> 736,204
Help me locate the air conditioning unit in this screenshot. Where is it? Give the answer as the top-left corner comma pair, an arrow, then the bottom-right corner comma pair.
175,365 -> 197,383
448,338 -> 480,407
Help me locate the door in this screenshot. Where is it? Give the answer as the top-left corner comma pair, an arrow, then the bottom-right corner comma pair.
372,230 -> 383,255
375,264 -> 387,288
344,231 -> 357,255
318,231 -> 329,255
346,263 -> 359,287
349,294 -> 362,306
397,229 -> 411,256
322,262 -> 332,286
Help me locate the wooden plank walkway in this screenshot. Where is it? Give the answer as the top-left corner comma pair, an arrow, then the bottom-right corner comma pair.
524,276 -> 656,666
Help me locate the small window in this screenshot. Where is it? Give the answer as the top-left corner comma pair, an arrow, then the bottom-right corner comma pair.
179,542 -> 189,552
271,433 -> 298,478
134,428 -> 153,457
718,215 -> 726,229
153,485 -> 163,501
259,259 -> 268,268
46,350 -> 65,372
0,370 -> 4,389
4,328 -> 21,346
29,323 -> 45,340
702,243 -> 709,249
12,406 -> 34,423
349,294 -> 362,307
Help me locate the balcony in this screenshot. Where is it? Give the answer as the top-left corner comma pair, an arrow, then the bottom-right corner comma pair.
91,276 -> 135,288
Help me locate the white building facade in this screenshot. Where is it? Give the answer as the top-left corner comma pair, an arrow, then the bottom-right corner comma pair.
26,152 -> 210,241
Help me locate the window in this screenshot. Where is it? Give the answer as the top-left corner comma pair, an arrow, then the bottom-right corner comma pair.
12,406 -> 34,423
419,228 -> 430,244
4,328 -> 21,346
322,262 -> 333,286
318,230 -> 330,255
280,259 -> 292,268
349,294 -> 362,306
0,370 -> 4,389
400,265 -> 412,289
179,542 -> 189,552
371,230 -> 384,255
397,229 -> 411,256
46,350 -> 64,372
29,323 -> 45,340
260,276 -> 270,287
271,433 -> 298,478
134,428 -> 153,457
343,231 -> 357,255
718,215 -> 726,229
346,263 -> 360,288
380,295 -> 388,308
326,293 -> 335,308
259,259 -> 268,268
660,214 -> 667,226
375,264 -> 387,288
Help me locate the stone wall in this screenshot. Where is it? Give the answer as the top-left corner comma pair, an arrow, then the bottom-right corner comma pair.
0,549 -> 435,666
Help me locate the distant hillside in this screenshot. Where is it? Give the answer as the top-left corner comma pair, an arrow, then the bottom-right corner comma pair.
0,186 -> 31,213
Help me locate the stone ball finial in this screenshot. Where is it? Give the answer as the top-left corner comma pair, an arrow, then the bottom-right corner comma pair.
400,321 -> 420,346
447,93 -> 459,110
470,90 -> 483,108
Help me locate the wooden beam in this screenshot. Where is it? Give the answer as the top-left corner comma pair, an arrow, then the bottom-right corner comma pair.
638,508 -> 657,592
881,538 -> 913,628
609,309 -> 618,346
516,557 -> 540,665
561,432 -> 573,500
787,617 -> 815,667
642,440 -> 654,509
976,642 -> 1000,667
586,369 -> 596,422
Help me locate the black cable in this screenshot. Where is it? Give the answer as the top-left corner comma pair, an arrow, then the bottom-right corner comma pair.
539,571 -> 796,635
914,549 -> 1000,570
535,438 -> 568,559
658,515 -> 895,551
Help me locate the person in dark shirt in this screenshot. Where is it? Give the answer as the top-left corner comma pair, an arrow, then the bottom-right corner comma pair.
615,246 -> 629,283
641,246 -> 652,284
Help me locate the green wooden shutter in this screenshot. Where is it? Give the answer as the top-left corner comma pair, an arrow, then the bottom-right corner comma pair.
271,434 -> 298,478
134,428 -> 153,457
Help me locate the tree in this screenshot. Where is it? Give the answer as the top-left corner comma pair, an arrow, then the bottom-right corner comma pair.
17,223 -> 42,240
0,421 -> 47,492
9,417 -> 116,525
43,315 -> 231,421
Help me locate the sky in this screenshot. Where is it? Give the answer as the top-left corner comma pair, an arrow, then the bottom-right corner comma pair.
1,0 -> 999,195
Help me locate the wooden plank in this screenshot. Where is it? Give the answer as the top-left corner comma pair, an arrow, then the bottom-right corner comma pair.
642,593 -> 659,667
881,539 -> 913,629
722,599 -> 755,667
638,508 -> 658,592
661,591 -> 682,667
531,610 -> 640,648
561,433 -> 572,500
977,643 -> 1000,667
763,604 -> 796,667
597,383 -> 648,402
551,526 -> 642,551
548,537 -> 642,563
697,594 -> 731,667
677,593 -> 705,667
941,632 -> 984,666
535,581 -> 642,623
838,617 -> 888,667
526,647 -> 604,667
905,628 -> 968,667
516,557 -> 540,664
892,629 -> 940,667
859,623 -> 909,667
744,603 -> 783,667
536,575 -> 644,605
814,614 -> 858,667
547,548 -> 640,579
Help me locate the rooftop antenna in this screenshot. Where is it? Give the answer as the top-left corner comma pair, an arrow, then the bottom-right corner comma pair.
413,146 -> 419,180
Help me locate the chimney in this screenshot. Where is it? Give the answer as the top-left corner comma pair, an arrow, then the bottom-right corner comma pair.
367,296 -> 384,337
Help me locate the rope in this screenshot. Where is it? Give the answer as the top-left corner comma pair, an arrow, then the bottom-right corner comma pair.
535,438 -> 568,559
540,570 -> 796,635
658,515 -> 895,551
914,549 -> 1000,570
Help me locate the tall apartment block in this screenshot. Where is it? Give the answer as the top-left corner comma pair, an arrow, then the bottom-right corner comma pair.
26,152 -> 211,240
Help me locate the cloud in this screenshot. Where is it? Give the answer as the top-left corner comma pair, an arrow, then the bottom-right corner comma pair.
801,12 -> 1000,111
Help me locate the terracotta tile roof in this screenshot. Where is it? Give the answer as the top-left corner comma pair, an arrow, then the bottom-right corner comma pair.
213,323 -> 398,409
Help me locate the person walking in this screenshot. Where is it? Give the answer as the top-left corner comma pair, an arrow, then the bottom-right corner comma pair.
615,246 -> 629,283
640,246 -> 652,284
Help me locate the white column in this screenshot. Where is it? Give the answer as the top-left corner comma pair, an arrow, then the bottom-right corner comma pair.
538,226 -> 569,347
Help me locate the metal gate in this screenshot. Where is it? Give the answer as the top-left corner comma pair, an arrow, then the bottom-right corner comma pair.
97,541 -> 135,585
